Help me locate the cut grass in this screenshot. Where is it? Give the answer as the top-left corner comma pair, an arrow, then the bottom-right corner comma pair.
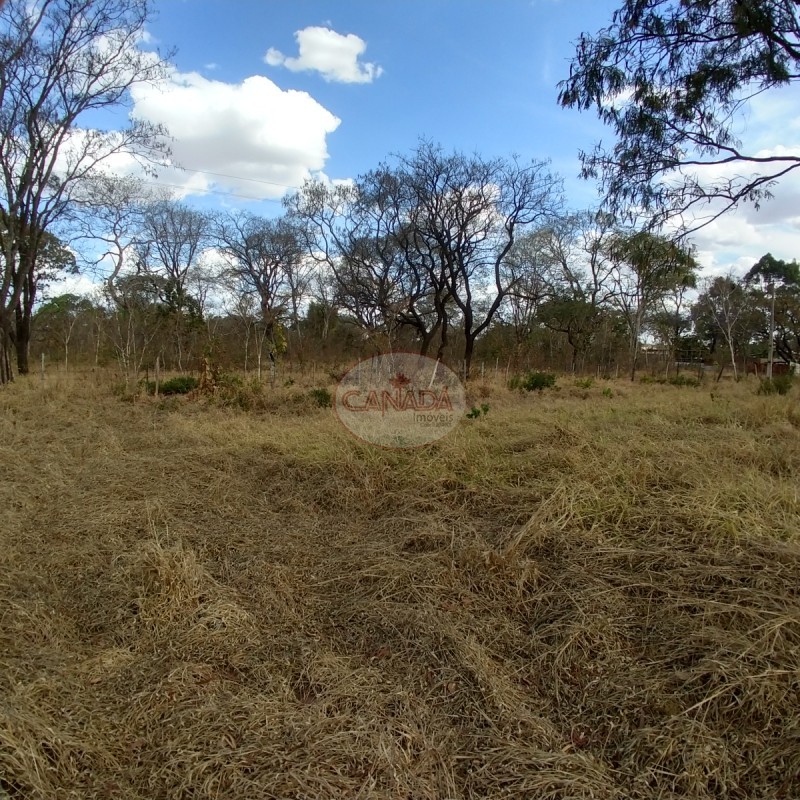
0,371 -> 799,798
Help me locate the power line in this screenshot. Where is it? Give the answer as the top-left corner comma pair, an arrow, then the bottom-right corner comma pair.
171,166 -> 302,192
140,176 -> 287,203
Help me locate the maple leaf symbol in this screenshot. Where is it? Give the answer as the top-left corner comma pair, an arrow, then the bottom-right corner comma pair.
389,372 -> 411,390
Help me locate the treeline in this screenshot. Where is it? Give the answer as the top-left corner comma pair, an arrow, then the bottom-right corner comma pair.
3,1 -> 800,387
26,146 -> 800,382
2,1 -> 799,386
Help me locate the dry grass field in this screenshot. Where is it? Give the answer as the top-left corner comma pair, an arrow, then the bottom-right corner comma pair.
1,370 -> 799,799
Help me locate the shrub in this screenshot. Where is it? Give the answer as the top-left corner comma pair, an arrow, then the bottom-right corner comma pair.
669,374 -> 701,388
574,377 -> 594,389
215,373 -> 243,389
159,375 -> 199,395
602,387 -> 613,398
466,403 -> 490,420
139,376 -> 199,396
309,387 -> 332,408
510,371 -> 557,392
758,374 -> 794,396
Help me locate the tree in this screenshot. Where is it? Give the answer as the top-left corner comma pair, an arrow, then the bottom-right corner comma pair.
745,252 -> 800,374
533,211 -> 618,371
0,0 -> 169,381
33,292 -> 94,370
608,230 -> 697,380
290,143 -> 563,375
395,142 -> 563,377
559,0 -> 800,231
0,219 -> 76,379
288,171 -> 447,356
135,199 -> 209,369
695,274 -> 751,380
214,212 -> 305,357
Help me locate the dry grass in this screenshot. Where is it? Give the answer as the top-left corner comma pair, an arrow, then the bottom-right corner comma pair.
1,370 -> 799,799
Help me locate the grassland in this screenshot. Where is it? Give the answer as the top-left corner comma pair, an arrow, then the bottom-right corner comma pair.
1,371 -> 799,799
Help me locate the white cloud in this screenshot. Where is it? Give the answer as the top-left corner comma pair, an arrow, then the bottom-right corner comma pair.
128,70 -> 341,200
265,26 -> 383,84
676,85 -> 800,277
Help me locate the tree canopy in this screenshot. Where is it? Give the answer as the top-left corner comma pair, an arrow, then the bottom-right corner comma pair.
558,0 -> 800,231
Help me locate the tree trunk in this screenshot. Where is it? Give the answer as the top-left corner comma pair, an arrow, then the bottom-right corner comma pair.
463,335 -> 475,381
0,328 -> 13,384
14,307 -> 31,375
728,338 -> 738,381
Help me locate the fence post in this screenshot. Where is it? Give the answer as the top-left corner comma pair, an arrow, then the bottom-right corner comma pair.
155,355 -> 160,398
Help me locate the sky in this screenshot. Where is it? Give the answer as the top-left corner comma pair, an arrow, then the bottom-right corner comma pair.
62,0 -> 800,294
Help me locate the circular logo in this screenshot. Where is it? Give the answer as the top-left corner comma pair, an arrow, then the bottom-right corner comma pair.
334,352 -> 466,448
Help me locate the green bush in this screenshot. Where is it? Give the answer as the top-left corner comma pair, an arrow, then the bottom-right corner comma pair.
758,374 -> 795,396
309,387 -> 332,408
602,387 -> 613,398
510,371 -> 557,392
159,375 -> 199,395
669,374 -> 701,388
574,377 -> 594,389
466,403 -> 490,420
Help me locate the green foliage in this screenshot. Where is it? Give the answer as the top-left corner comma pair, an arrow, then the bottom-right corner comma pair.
309,387 -> 332,408
466,403 -> 490,420
574,377 -> 594,389
510,372 -> 557,392
669,374 -> 701,388
558,0 -> 800,228
758,374 -> 795,396
161,375 -> 199,395
143,375 -> 198,395
602,387 -> 614,398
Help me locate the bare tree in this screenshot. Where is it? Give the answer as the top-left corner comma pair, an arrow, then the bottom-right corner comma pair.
213,212 -> 305,358
697,274 -> 749,380
398,143 -> 563,377
0,0 -> 170,381
288,178 -> 424,353
534,211 -> 618,371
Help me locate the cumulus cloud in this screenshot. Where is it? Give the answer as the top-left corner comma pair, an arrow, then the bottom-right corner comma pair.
127,70 -> 341,200
265,26 -> 383,84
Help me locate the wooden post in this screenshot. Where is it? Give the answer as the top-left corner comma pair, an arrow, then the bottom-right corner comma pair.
40,352 -> 45,384
495,357 -> 499,377
480,361 -> 485,380
154,355 -> 160,398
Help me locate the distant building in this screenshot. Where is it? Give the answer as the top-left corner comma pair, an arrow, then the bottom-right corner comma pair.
745,358 -> 800,377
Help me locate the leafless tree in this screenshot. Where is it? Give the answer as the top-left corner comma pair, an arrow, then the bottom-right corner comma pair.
398,142 -> 563,377
213,212 -> 305,357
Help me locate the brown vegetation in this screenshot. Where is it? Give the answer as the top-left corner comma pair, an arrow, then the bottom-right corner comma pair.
1,372 -> 799,799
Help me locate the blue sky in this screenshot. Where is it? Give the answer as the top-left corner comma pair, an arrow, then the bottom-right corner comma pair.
63,0 -> 800,295
133,0 -> 616,211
